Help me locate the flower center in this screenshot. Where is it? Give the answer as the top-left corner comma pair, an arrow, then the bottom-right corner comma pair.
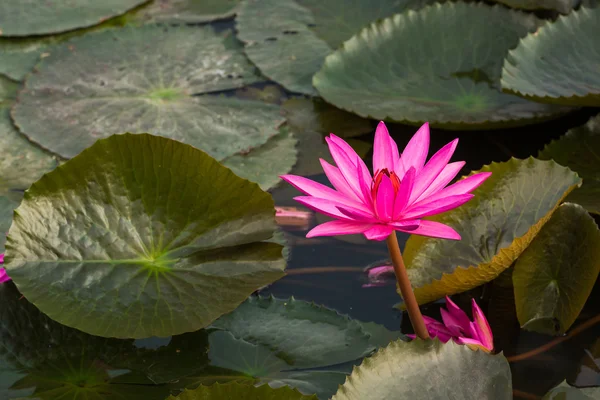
371,169 -> 401,200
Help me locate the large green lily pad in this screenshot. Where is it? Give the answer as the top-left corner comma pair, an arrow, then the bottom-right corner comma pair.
236,0 -> 431,95
313,2 -> 572,129
205,331 -> 347,399
543,381 -> 600,399
0,77 -> 17,103
4,133 -> 286,338
0,282 -> 176,400
539,115 -> 600,214
513,203 -> 600,335
211,296 -> 398,369
135,0 -> 241,23
11,25 -> 284,160
501,5 -> 600,106
331,339 -> 512,400
488,0 -> 577,13
404,157 -> 581,305
169,382 -> 317,400
0,0 -> 148,37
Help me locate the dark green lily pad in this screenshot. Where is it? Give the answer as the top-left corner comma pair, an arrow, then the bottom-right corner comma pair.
0,196 -> 17,252
501,5 -> 600,106
543,381 -> 600,399
4,133 -> 286,339
404,157 -> 581,305
0,77 -> 17,104
0,0 -> 148,37
488,0 -> 577,13
206,331 -> 347,399
169,382 -> 317,400
236,0 -> 430,95
513,203 -> 600,335
11,25 -> 283,160
223,127 -> 298,191
211,296 -> 394,369
331,339 -> 512,400
313,2 -> 572,129
135,0 -> 241,23
539,114 -> 600,214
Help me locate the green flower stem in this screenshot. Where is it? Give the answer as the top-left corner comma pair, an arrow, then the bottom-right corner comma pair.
386,232 -> 430,340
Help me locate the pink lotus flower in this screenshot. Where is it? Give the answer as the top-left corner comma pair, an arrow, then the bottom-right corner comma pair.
409,296 -> 494,352
281,122 -> 491,241
0,253 -> 9,284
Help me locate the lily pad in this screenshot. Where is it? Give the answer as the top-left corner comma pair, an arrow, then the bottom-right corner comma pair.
206,331 -> 347,399
488,0 -> 577,13
404,157 -> 581,305
135,0 -> 241,23
543,381 -> 600,399
313,2 -> 572,129
223,127 -> 298,191
501,5 -> 600,106
236,0 -> 429,95
11,25 -> 284,160
4,133 -> 286,338
211,296 -> 393,369
0,77 -> 17,103
331,339 -> 512,400
513,203 -> 600,335
169,382 -> 317,400
0,196 -> 17,252
0,0 -> 148,37
0,108 -> 57,196
539,114 -> 600,214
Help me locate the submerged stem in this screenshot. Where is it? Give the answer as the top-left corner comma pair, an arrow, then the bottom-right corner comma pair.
386,232 -> 430,340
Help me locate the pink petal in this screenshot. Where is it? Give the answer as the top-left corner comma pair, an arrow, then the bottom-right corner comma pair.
392,167 -> 416,219
355,162 -> 374,210
454,337 -> 489,351
294,196 -> 371,222
442,296 -> 472,334
424,172 -> 492,204
416,161 -> 465,202
306,220 -> 372,238
329,134 -> 373,186
374,174 -> 395,221
0,253 -> 4,263
320,159 -> 362,202
472,299 -> 494,351
325,137 -> 368,203
389,219 -> 421,231
396,220 -> 461,240
281,174 -> 370,212
440,308 -> 465,337
408,139 -> 459,204
337,205 -> 378,223
373,121 -> 400,174
0,268 -> 10,284
363,224 -> 394,241
423,315 -> 454,342
400,122 -> 430,174
401,194 -> 474,220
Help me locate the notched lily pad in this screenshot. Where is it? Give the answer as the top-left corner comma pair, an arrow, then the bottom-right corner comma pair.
135,0 -> 241,23
168,382 -> 317,400
331,339 -> 512,400
12,25 -> 284,160
404,157 -> 581,305
488,0 -> 577,13
0,0 -> 148,37
513,203 -> 600,335
313,2 -> 571,129
501,5 -> 600,106
4,133 -> 286,338
543,381 -> 600,399
539,114 -> 600,214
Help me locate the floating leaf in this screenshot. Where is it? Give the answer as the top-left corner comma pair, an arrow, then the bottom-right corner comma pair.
223,127 -> 298,191
539,114 -> 600,214
135,0 -> 241,23
501,5 -> 600,106
0,0 -> 147,37
543,381 -> 600,399
0,77 -> 17,104
11,25 -> 283,160
0,196 -> 17,252
513,203 -> 600,335
236,0 -> 427,95
488,0 -> 577,13
331,339 -> 512,400
404,157 -> 581,305
313,2 -> 571,129
211,296 -> 391,369
206,331 -> 347,399
168,382 -> 317,400
5,133 -> 286,338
